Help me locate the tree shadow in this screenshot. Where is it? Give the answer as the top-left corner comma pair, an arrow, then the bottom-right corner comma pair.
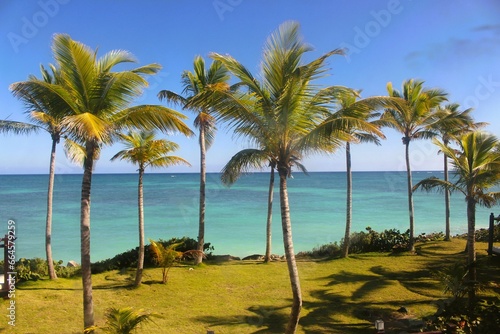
300,243 -> 500,333
93,282 -> 134,290
301,289 -> 437,334
194,304 -> 289,333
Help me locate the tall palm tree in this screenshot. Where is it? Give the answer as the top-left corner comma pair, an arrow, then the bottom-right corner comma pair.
208,21 -> 348,333
111,130 -> 191,287
4,64 -> 66,280
26,34 -> 192,330
414,131 -> 500,308
433,104 -> 486,240
312,88 -> 391,258
382,79 -> 447,252
158,56 -> 229,265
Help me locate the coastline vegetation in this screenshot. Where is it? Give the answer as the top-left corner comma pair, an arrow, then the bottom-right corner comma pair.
5,238 -> 499,333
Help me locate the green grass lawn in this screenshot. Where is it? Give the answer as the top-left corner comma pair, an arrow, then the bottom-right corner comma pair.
4,239 -> 500,333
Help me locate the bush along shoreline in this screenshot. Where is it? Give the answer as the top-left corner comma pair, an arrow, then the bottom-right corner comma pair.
9,225 -> 500,282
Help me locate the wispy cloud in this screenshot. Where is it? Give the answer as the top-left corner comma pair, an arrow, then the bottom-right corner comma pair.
472,24 -> 500,34
405,24 -> 500,69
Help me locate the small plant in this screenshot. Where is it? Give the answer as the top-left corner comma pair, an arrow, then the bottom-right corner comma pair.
149,239 -> 204,284
84,307 -> 161,334
435,261 -> 469,299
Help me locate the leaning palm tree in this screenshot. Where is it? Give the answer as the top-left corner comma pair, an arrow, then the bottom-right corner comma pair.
158,56 -> 229,265
111,130 -> 191,287
26,34 -> 192,331
312,88 -> 391,258
382,79 -> 447,252
208,21 -> 349,333
413,131 -> 500,309
432,104 -> 486,240
4,64 -> 66,280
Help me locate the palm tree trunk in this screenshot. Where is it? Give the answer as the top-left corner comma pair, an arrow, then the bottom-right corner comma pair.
196,126 -> 206,265
466,197 -> 477,310
444,151 -> 451,241
278,169 -> 302,333
264,166 -> 275,263
46,138 -> 58,279
135,167 -> 145,287
81,143 -> 95,331
405,141 -> 415,252
342,142 -> 352,258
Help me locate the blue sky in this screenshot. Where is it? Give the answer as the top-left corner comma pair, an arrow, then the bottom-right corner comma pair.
1,0 -> 499,174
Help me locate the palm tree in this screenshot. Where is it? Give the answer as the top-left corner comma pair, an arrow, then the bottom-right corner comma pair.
312,88 -> 391,258
413,131 -> 500,308
432,104 -> 486,240
84,307 -> 161,334
208,21 -> 348,333
158,56 -> 229,265
111,130 -> 191,287
149,239 -> 204,284
26,34 -> 192,331
382,79 -> 447,252
4,64 -> 66,280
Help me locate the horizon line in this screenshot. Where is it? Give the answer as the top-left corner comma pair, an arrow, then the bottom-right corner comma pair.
0,170 -> 445,176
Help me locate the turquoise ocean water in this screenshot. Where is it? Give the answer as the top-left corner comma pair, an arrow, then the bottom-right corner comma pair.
0,172 -> 496,263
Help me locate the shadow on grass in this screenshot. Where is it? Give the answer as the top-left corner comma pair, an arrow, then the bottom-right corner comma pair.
301,289 -> 439,334
299,242 -> 500,333
17,282 -> 133,291
194,304 -> 289,333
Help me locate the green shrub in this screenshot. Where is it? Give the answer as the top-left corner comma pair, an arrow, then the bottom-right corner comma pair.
301,227 -> 413,258
344,227 -> 410,254
423,297 -> 500,333
54,260 -> 81,278
91,237 -> 214,274
474,225 -> 500,242
14,258 -> 50,281
298,242 -> 341,258
11,258 -> 80,281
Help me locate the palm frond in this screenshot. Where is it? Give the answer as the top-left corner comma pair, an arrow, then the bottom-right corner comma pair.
221,149 -> 270,185
97,49 -> 137,73
114,105 -> 193,137
62,112 -> 113,144
157,90 -> 188,107
64,139 -> 87,166
413,177 -> 464,195
52,33 -> 97,108
0,120 -> 41,135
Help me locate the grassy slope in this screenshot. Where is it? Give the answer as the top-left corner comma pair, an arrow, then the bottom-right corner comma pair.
5,239 -> 500,333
